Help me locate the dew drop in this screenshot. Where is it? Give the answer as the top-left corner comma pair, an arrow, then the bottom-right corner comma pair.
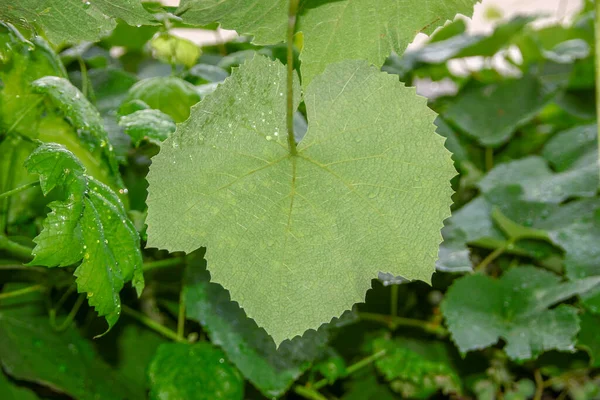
266,136 -> 273,141
87,292 -> 94,298
368,192 -> 377,199
219,358 -> 224,364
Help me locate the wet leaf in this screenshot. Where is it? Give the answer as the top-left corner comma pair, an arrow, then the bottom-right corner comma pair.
146,56 -> 455,344
148,343 -> 244,400
119,109 -> 176,147
25,143 -> 144,330
441,266 -> 600,360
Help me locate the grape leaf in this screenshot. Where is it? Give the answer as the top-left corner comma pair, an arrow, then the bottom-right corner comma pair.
441,266 -> 600,360
119,109 -> 176,147
0,285 -> 134,400
297,0 -> 478,86
125,77 -> 200,123
176,0 -> 287,45
25,143 -> 144,330
176,0 -> 477,87
146,55 -> 454,344
185,258 -> 333,397
148,343 -> 244,400
0,0 -> 156,45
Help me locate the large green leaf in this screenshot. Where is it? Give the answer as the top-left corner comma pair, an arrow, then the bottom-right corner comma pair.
185,259 -> 332,397
25,143 -> 144,330
0,0 -> 156,45
441,266 -> 600,360
146,56 -> 454,344
177,0 -> 477,87
148,343 -> 244,400
0,286 -> 134,400
578,310 -> 600,367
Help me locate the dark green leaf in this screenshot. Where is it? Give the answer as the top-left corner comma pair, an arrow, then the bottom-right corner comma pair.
119,109 -> 176,147
148,342 -> 244,400
578,310 -> 600,367
441,266 -> 600,360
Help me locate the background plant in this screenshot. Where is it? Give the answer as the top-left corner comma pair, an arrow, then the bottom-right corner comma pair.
0,1 -> 599,399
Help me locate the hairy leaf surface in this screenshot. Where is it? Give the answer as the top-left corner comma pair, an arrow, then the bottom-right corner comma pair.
146,56 -> 454,343
25,143 -> 144,329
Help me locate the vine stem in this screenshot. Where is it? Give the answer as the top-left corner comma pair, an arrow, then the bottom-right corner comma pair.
0,284 -> 44,301
358,311 -> 448,336
0,181 -> 39,201
0,235 -> 33,261
286,0 -> 300,156
596,0 -> 600,164
294,349 -> 387,400
142,257 -> 185,272
122,305 -> 186,343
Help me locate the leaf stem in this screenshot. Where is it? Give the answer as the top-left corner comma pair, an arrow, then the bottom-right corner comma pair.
533,369 -> 544,400
596,0 -> 600,166
0,181 -> 40,201
0,235 -> 33,261
51,294 -> 86,332
312,349 -> 387,390
0,264 -> 47,273
142,257 -> 185,272
122,304 -> 186,343
474,241 -> 513,272
293,386 -> 328,400
286,0 -> 300,156
177,285 -> 186,340
485,147 -> 494,171
390,284 -> 399,317
358,311 -> 447,336
0,284 -> 44,301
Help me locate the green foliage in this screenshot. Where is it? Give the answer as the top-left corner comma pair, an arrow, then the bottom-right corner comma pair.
0,0 -> 155,45
148,342 -> 245,400
442,267 -> 600,360
1,2 -> 600,400
146,55 -> 454,344
25,143 -> 144,329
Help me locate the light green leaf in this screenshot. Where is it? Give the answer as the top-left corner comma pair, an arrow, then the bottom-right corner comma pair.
185,259 -> 333,397
25,143 -> 144,330
0,0 -> 156,45
125,76 -> 200,123
0,286 -> 134,400
176,0 -> 286,45
297,0 -> 478,86
441,266 -> 600,360
146,56 -> 454,344
119,109 -> 176,147
148,343 -> 244,400
150,33 -> 201,68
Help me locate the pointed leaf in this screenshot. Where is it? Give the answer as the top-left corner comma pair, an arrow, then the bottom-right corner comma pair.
146,55 -> 454,343
25,143 -> 144,329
